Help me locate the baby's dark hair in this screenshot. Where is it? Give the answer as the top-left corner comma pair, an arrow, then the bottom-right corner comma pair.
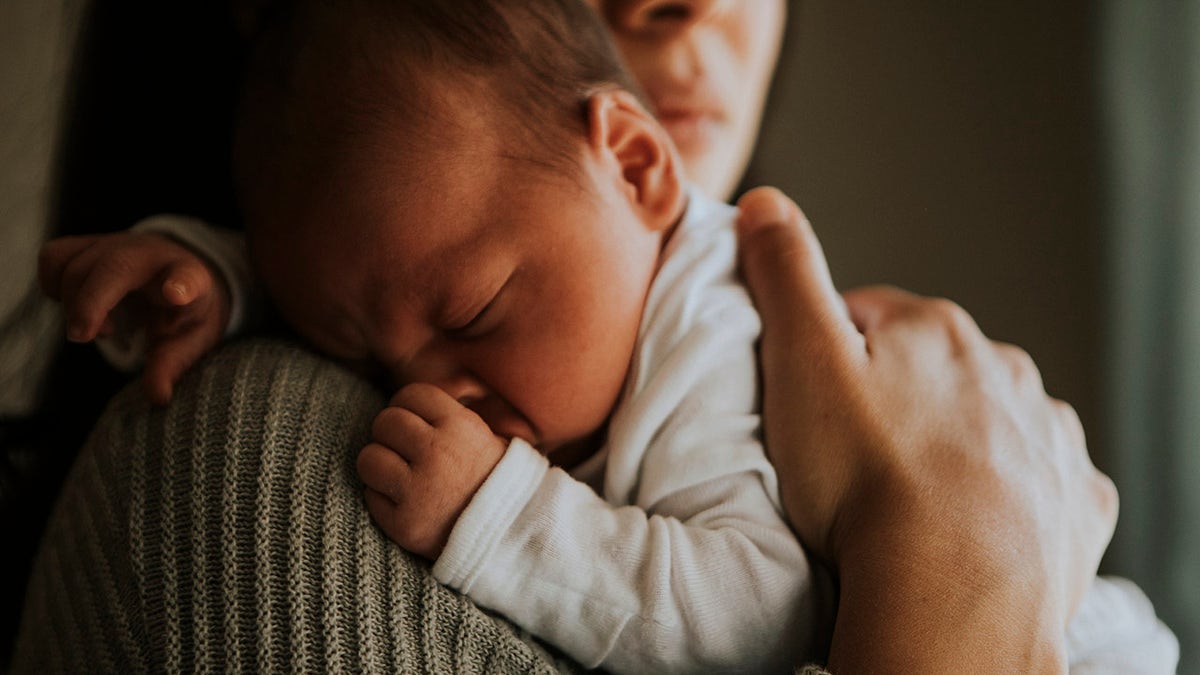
234,0 -> 644,227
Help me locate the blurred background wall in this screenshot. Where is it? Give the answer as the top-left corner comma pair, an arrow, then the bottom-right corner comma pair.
745,1 -> 1104,464
1099,1 -> 1199,670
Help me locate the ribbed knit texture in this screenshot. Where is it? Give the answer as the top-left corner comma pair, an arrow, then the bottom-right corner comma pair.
13,338 -> 578,673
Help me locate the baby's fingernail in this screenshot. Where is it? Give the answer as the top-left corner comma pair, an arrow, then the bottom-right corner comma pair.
165,280 -> 188,302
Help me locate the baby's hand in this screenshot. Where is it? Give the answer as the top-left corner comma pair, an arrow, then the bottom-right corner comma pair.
357,383 -> 507,559
38,231 -> 230,405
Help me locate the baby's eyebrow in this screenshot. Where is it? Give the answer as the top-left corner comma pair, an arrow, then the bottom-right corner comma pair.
303,295 -> 373,364
364,261 -> 442,324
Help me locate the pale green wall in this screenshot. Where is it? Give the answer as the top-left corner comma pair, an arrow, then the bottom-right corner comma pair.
1100,1 -> 1200,670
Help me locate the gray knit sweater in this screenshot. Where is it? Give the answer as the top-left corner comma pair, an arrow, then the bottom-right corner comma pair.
13,339 -> 579,673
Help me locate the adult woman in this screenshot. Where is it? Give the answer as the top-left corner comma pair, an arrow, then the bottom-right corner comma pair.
14,1 -> 1118,671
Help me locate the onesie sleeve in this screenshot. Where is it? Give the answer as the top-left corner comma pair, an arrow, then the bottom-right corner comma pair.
96,215 -> 258,370
434,439 -> 822,674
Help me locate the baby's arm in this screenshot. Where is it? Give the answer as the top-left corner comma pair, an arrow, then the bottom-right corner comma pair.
439,443 -> 817,674
38,215 -> 250,404
361,402 -> 815,674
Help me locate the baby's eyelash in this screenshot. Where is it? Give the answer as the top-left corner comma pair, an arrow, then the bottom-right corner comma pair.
443,272 -> 513,339
447,296 -> 497,339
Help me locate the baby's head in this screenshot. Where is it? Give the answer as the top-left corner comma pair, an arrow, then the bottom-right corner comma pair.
235,0 -> 687,458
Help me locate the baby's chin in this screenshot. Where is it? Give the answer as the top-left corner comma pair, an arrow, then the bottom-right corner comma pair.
540,428 -> 607,470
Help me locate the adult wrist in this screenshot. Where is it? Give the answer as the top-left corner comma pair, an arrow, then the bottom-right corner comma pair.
825,478 -> 1067,673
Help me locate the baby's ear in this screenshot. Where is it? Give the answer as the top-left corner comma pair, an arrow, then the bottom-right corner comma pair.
585,89 -> 685,233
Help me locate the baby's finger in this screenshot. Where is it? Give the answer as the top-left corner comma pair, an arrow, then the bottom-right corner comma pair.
57,244 -> 116,342
371,406 -> 433,457
37,235 -> 101,300
141,326 -> 220,405
388,382 -> 463,427
156,256 -> 215,307
362,488 -> 419,554
357,443 -> 412,501
65,246 -> 167,343
363,487 -> 397,520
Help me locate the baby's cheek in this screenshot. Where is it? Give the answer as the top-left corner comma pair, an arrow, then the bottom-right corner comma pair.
530,357 -> 627,448
486,284 -> 638,449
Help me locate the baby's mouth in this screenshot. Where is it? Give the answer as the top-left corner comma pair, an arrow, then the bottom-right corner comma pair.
543,430 -> 606,470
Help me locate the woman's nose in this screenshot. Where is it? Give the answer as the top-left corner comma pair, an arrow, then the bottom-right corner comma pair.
605,0 -> 722,34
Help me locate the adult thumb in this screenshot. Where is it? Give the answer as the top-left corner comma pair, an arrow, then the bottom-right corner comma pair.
735,187 -> 860,362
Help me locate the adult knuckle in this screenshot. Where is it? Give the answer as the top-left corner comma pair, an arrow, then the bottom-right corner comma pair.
868,284 -> 912,311
1092,470 -> 1119,520
1053,398 -> 1084,432
998,342 -> 1042,387
930,297 -> 976,335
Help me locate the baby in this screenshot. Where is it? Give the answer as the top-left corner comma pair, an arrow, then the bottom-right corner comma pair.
39,0 -> 1177,672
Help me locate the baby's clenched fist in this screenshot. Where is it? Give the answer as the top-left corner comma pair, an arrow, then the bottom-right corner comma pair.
357,382 -> 508,559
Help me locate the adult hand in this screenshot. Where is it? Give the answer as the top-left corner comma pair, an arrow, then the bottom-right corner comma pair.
735,187 -> 1118,672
